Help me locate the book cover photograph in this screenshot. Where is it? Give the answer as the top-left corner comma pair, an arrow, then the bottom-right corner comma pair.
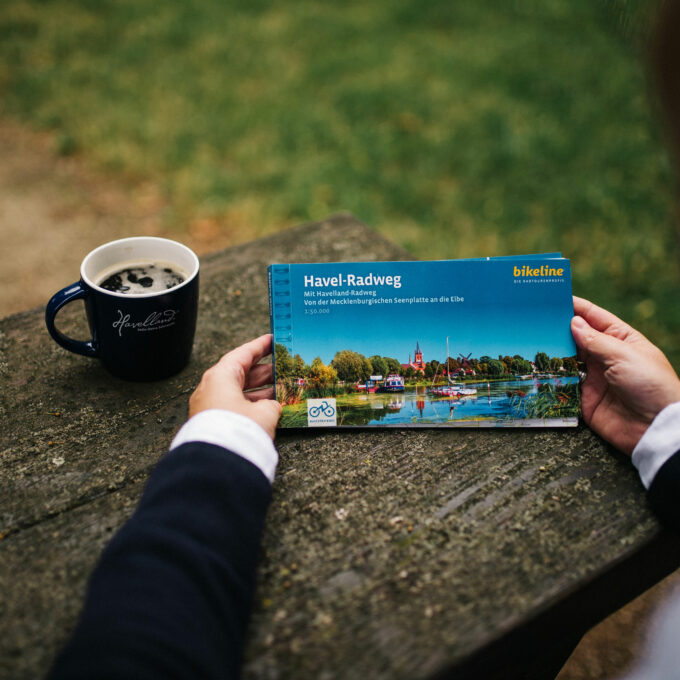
268,256 -> 580,428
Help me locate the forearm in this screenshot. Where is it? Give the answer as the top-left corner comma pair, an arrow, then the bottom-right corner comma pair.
48,413 -> 277,680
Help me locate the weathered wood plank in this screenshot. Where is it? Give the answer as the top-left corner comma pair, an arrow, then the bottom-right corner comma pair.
0,483 -> 144,680
0,214 -> 678,680
0,213 -> 411,534
1,425 -> 675,680
245,427 -> 677,680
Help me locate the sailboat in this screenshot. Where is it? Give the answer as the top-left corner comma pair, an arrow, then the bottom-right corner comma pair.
431,336 -> 477,397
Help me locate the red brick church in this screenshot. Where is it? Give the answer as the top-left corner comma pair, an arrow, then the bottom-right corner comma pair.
401,341 -> 426,373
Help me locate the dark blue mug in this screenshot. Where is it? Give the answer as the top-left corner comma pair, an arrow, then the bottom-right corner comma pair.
46,237 -> 199,381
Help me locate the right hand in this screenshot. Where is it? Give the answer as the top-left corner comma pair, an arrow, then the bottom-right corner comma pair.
571,296 -> 680,455
189,334 -> 282,440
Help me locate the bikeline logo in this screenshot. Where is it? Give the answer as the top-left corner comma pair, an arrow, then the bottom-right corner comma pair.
513,265 -> 564,277
307,398 -> 337,427
112,309 -> 179,337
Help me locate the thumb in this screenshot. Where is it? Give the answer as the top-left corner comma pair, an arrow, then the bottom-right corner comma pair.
252,399 -> 282,437
571,315 -> 628,363
269,399 -> 283,416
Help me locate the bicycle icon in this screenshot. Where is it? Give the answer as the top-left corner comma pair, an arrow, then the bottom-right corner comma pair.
309,400 -> 336,418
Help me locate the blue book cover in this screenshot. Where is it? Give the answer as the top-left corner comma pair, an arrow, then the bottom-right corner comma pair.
268,257 -> 579,428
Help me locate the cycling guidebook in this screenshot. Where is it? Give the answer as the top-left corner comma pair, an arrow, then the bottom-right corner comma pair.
268,254 -> 580,428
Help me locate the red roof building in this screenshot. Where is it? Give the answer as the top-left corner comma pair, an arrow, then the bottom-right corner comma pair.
401,341 -> 426,373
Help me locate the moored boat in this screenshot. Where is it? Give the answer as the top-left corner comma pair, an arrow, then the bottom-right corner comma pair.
431,383 -> 477,397
431,336 -> 478,398
365,378 -> 380,393
357,375 -> 382,393
380,374 -> 405,392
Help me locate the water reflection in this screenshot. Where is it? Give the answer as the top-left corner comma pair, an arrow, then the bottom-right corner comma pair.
337,377 -> 578,426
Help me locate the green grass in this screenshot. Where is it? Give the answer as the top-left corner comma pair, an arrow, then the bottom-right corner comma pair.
509,382 -> 581,419
2,0 -> 678,366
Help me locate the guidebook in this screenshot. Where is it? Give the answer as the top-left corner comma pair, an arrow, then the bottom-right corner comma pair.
268,255 -> 580,428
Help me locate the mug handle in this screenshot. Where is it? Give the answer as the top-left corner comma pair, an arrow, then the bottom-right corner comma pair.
45,282 -> 99,358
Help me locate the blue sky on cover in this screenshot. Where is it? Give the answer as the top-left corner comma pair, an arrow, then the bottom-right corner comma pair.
274,259 -> 576,365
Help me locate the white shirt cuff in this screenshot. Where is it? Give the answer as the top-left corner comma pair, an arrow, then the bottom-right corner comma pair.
170,409 -> 279,484
632,402 -> 680,489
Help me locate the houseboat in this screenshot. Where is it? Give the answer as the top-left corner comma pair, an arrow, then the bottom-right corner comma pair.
380,374 -> 405,392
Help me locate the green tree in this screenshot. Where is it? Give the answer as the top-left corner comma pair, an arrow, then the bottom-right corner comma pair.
487,359 -> 505,376
500,355 -> 513,373
275,343 -> 294,379
550,357 -> 563,372
384,357 -> 402,375
443,357 -> 459,371
361,357 -> 373,381
563,356 -> 578,373
424,359 -> 440,379
309,357 -> 337,386
331,350 -> 368,383
292,354 -> 306,378
405,366 -> 416,380
368,355 -> 387,378
310,357 -> 323,376
534,352 -> 550,372
511,357 -> 532,374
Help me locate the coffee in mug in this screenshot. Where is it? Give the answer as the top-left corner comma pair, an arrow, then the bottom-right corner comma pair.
45,237 -> 199,381
97,262 -> 187,294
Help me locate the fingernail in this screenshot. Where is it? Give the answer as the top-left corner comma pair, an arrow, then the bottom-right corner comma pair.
571,316 -> 587,331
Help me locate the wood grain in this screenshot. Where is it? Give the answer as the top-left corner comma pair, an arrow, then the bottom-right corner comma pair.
1,214 -> 677,680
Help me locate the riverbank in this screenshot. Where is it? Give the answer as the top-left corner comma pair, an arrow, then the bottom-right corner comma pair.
278,377 -> 579,427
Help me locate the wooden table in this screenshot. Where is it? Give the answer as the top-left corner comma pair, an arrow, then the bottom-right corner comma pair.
1,213 -> 679,680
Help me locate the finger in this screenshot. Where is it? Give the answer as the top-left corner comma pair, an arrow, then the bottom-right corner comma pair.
222,333 -> 273,368
571,315 -> 629,363
214,334 -> 273,381
572,297 -> 636,341
579,362 -> 608,423
244,386 -> 276,401
244,362 -> 274,390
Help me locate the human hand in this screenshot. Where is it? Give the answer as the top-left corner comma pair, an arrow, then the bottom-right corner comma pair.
189,334 -> 282,440
571,296 -> 680,455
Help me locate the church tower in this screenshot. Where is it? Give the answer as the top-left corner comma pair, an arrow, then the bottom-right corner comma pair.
414,341 -> 423,369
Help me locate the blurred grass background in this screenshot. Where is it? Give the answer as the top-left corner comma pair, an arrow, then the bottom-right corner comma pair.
1,0 -> 678,366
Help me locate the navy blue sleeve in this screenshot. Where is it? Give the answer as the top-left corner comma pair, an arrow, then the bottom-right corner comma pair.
47,442 -> 272,680
648,449 -> 680,535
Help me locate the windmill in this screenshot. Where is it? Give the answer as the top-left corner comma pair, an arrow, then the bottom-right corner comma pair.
458,352 -> 473,368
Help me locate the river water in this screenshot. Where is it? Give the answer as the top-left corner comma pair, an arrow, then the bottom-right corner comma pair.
338,377 -> 579,426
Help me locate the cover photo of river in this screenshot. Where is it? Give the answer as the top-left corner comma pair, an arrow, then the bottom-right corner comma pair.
331,377 -> 579,427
